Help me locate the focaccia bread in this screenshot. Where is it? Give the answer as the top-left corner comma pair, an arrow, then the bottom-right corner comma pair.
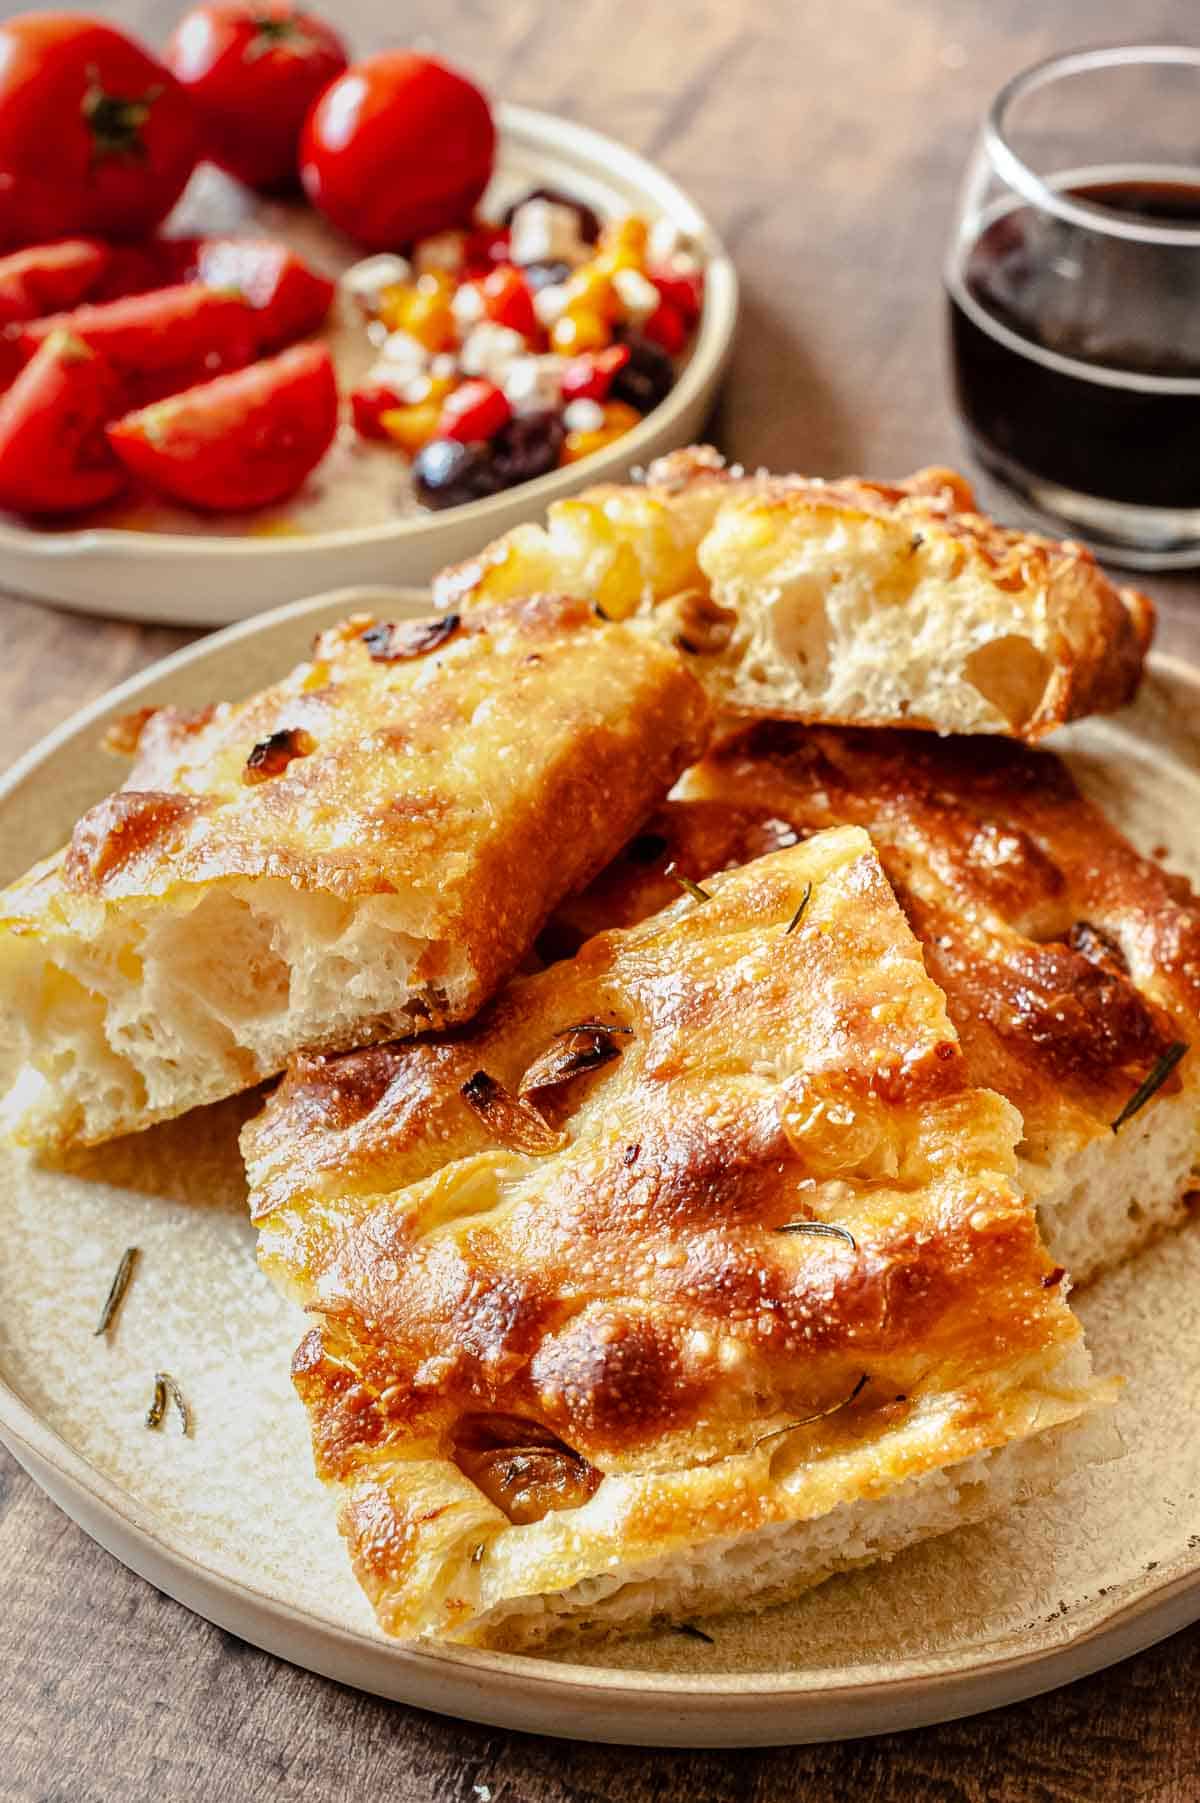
432,447 -> 1153,741
0,596 -> 710,1151
553,725 -> 1199,1284
245,829 -> 1113,1649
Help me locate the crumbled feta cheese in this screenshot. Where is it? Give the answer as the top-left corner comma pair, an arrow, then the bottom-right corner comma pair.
451,282 -> 486,327
563,397 -> 606,433
339,254 -> 411,309
459,322 -> 526,382
509,199 -> 588,269
365,318 -> 390,348
413,229 -> 467,275
612,266 -> 660,324
503,354 -> 566,414
647,217 -> 700,267
430,352 -> 459,382
374,330 -> 431,372
533,281 -> 570,328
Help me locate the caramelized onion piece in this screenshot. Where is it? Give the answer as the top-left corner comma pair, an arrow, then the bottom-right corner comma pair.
362,615 -> 461,662
664,589 -> 737,657
518,1023 -> 628,1097
1067,918 -> 1129,974
460,1070 -> 566,1154
243,727 -> 315,784
453,1412 -> 602,1524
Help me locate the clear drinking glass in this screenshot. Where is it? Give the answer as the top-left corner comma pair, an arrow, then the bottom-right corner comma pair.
945,44 -> 1200,569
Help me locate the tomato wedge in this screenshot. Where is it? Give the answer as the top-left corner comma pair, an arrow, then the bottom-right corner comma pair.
176,238 -> 334,351
20,283 -> 257,407
107,341 -> 338,511
0,331 -> 125,515
0,239 -> 111,326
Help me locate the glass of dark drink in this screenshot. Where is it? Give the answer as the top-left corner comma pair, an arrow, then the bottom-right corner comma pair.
946,44 -> 1200,568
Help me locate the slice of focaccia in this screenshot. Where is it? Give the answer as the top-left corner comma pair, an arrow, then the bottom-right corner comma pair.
553,725 -> 1200,1285
432,447 -> 1153,741
0,596 -> 710,1152
245,829 -> 1113,1650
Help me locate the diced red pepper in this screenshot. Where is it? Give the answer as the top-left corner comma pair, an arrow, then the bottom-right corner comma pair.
642,299 -> 688,355
647,262 -> 704,325
463,224 -> 512,275
560,343 -> 631,404
477,264 -> 537,339
437,378 -> 511,443
351,381 -> 405,440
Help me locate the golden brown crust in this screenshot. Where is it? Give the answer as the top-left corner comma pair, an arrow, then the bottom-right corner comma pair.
245,831 -> 1091,1640
562,725 -> 1199,1149
431,449 -> 1153,742
1,595 -> 711,1032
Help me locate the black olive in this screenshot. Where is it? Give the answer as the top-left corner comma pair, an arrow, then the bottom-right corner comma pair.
413,439 -> 503,510
610,332 -> 676,414
502,186 -> 602,244
491,412 -> 566,487
522,259 -> 574,292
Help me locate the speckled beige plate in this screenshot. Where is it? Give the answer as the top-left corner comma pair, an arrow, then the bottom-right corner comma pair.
1,587 -> 1198,1748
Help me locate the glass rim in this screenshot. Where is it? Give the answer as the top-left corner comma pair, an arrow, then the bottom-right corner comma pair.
985,43 -> 1200,246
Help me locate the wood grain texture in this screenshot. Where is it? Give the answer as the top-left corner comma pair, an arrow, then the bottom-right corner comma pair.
1,0 -> 1199,1796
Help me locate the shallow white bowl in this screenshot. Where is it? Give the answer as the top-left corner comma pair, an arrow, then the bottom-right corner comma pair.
0,105 -> 737,626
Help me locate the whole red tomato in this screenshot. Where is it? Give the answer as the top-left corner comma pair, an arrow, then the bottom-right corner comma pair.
0,14 -> 199,248
165,4 -> 347,193
300,52 -> 495,250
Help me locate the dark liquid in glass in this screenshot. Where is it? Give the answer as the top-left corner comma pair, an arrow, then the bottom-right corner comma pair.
947,177 -> 1200,508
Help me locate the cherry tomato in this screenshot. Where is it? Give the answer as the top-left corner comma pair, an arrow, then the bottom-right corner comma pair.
21,283 -> 257,408
560,344 -> 631,404
165,4 -> 347,193
107,340 -> 337,511
0,330 -> 126,514
0,239 -> 110,326
176,238 -> 334,350
437,378 -> 511,443
0,14 -> 199,248
475,265 -> 536,339
300,53 -> 495,250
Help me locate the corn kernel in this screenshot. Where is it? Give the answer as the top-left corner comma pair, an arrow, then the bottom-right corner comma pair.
563,265 -> 619,317
593,541 -> 645,617
551,306 -> 611,354
376,279 -> 456,351
598,215 -> 648,263
562,401 -> 641,463
398,372 -> 456,407
379,401 -> 443,456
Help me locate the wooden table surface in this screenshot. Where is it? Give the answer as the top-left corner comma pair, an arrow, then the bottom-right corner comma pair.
2,0 -> 1199,1797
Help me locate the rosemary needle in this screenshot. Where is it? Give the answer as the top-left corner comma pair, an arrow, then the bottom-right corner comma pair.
1110,1042 -> 1187,1133
673,1622 -> 715,1644
753,1373 -> 870,1449
785,882 -> 813,934
666,863 -> 711,906
145,1371 -> 191,1435
775,1220 -> 857,1250
93,1247 -> 138,1338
